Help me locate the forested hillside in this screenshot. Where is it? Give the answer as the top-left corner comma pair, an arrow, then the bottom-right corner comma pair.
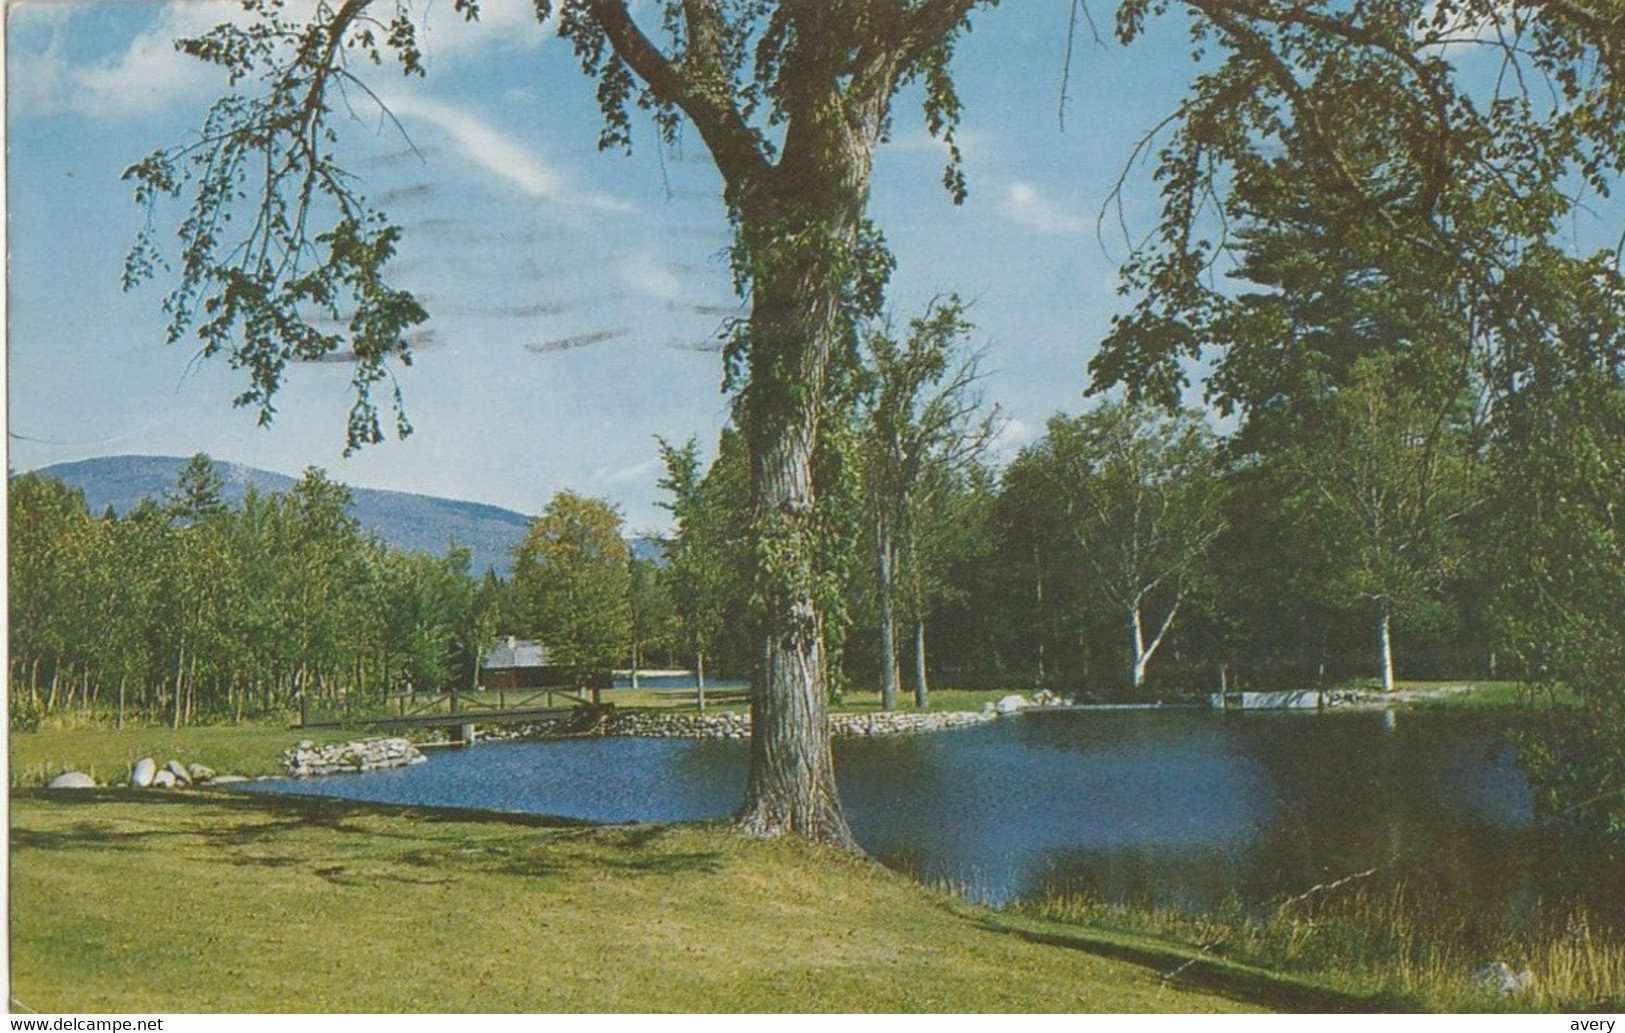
37,455 -> 532,576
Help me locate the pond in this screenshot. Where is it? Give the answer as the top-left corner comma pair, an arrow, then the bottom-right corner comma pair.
239,708 -> 1624,923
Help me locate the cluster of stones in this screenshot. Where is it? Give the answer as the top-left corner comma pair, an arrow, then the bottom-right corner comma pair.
598,706 -> 1007,741
45,757 -> 250,791
830,710 -> 995,737
281,737 -> 427,777
604,710 -> 751,740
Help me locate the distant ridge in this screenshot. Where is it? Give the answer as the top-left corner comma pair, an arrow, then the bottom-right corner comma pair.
30,455 -> 534,576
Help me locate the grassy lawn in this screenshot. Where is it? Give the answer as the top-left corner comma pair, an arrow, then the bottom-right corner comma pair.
8,791 -> 1297,1013
831,688 -> 1023,714
1392,680 -> 1580,709
8,724 -> 357,788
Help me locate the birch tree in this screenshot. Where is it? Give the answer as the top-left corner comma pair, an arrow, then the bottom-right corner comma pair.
1030,402 -> 1227,692
856,298 -> 998,709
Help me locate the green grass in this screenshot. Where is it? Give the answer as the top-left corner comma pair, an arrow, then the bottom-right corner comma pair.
1393,680 -> 1581,710
831,687 -> 1022,714
9,791 -> 1287,1013
1017,881 -> 1624,1013
9,723 -> 358,788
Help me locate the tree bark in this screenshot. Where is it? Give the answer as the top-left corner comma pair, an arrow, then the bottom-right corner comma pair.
1131,605 -> 1148,690
1378,602 -> 1396,693
172,647 -> 186,730
696,650 -> 707,715
735,359 -> 854,844
734,259 -> 857,847
912,616 -> 930,709
1033,544 -> 1047,685
732,136 -> 879,850
877,513 -> 901,710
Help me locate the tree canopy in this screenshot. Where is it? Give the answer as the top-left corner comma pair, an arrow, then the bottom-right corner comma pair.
511,491 -> 633,684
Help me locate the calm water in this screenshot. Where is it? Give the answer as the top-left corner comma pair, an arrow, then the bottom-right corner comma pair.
240,708 -> 1623,920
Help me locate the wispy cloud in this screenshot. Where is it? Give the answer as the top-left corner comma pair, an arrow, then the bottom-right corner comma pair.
999,181 -> 1088,235
414,0 -> 551,61
990,417 -> 1039,460
590,458 -> 663,487
10,1 -> 237,116
889,125 -> 994,162
384,92 -> 632,212
13,0 -> 552,119
616,250 -> 685,302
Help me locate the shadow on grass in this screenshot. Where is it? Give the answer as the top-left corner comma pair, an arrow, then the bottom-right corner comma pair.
975,915 -> 1422,1014
16,786 -> 595,829
14,788 -> 727,881
10,820 -> 183,854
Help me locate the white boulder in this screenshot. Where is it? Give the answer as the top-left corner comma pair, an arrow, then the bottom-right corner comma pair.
129,757 -> 157,788
48,772 -> 96,790
995,694 -> 1031,715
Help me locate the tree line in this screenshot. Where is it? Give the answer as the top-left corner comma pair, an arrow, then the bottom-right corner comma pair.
9,456 -> 496,729
654,301 -> 1507,705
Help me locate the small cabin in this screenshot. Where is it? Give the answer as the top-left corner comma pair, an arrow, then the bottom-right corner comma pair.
480,637 -> 609,691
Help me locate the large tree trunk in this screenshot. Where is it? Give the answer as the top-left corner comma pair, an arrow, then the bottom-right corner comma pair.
735,366 -> 854,845
732,133 -> 879,850
734,262 -> 856,848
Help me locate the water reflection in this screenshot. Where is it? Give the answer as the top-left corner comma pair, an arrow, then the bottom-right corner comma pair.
239,708 -> 1621,925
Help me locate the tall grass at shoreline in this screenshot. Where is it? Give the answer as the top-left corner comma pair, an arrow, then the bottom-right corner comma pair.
1016,878 -> 1625,1012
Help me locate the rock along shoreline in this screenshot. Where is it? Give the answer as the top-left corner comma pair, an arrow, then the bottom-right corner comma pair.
453,690 -> 1054,747
274,710 -> 1004,777
42,695 -> 1049,788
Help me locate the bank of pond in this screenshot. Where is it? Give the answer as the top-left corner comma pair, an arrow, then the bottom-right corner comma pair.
16,704 -> 1625,1010
237,708 -> 1625,928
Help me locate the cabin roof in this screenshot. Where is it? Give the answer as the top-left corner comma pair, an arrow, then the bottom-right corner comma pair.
482,637 -> 550,670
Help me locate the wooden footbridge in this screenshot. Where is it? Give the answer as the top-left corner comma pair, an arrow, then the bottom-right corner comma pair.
296,687 -> 607,742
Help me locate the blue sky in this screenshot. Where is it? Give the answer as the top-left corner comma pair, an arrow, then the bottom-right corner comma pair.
7,1 -> 1212,532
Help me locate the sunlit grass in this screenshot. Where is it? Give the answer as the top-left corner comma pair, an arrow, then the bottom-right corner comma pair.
9,723 -> 356,788
8,792 -> 1269,1013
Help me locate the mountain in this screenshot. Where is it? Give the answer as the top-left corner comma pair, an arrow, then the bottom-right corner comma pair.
30,455 -> 534,576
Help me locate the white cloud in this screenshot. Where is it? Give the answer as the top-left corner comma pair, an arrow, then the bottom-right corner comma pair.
20,0 -> 550,118
384,92 -> 632,211
63,1 -> 240,116
589,457 -> 663,487
616,250 -> 684,302
1415,0 -> 1511,47
990,417 -> 1039,460
414,0 -> 551,62
1000,181 -> 1088,235
889,125 -> 993,161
